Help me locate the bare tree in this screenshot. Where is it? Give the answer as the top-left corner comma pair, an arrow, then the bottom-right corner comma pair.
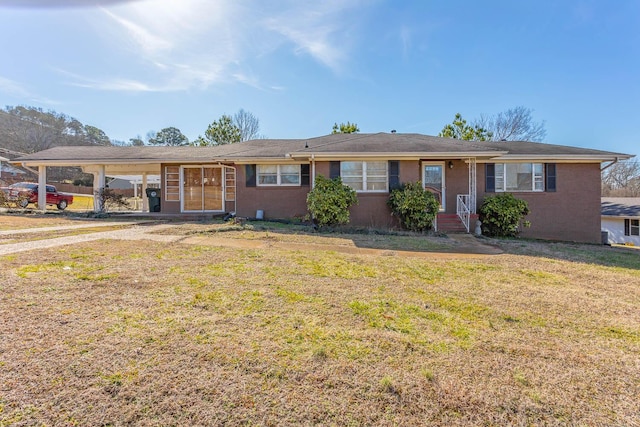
602,160 -> 640,196
474,106 -> 547,142
233,109 -> 261,141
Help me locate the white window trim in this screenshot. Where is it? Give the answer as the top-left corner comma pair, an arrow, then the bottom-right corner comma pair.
256,164 -> 301,187
341,161 -> 389,193
165,166 -> 180,202
626,218 -> 640,236
495,162 -> 545,192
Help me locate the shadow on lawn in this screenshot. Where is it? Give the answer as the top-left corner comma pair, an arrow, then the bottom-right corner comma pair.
491,237 -> 640,271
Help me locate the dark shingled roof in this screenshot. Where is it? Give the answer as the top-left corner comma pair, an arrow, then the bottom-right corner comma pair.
601,198 -> 640,217
14,133 -> 633,163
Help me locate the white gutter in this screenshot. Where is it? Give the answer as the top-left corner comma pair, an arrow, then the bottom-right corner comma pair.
287,151 -> 507,160
488,154 -> 634,162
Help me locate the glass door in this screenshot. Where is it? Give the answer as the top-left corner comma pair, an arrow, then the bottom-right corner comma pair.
423,162 -> 445,211
182,166 -> 223,212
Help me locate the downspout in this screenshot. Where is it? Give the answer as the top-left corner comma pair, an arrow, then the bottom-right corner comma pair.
311,154 -> 316,189
20,163 -> 40,175
601,157 -> 620,172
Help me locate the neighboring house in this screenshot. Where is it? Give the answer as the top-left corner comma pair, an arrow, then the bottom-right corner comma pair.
601,197 -> 640,246
14,133 -> 634,243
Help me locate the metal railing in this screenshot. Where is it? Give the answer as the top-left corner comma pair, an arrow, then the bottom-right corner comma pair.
457,194 -> 471,233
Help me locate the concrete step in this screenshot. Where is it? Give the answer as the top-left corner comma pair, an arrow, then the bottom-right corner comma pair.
436,214 -> 479,233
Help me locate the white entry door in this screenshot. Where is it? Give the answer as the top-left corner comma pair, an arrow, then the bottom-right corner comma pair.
423,162 -> 445,211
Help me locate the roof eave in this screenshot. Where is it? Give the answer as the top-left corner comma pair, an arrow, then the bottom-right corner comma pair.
288,151 -> 506,160
487,154 -> 635,162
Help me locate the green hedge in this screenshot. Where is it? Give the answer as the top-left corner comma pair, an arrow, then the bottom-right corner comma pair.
479,193 -> 530,237
387,182 -> 440,232
306,175 -> 358,227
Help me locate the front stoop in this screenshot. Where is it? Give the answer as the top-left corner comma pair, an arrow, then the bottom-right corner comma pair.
436,213 -> 479,234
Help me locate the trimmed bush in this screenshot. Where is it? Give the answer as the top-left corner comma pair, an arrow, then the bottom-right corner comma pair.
306,175 -> 357,227
479,193 -> 530,237
387,182 -> 440,232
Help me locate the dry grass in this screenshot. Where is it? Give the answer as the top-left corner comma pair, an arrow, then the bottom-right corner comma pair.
0,226 -> 639,425
0,213 -> 79,231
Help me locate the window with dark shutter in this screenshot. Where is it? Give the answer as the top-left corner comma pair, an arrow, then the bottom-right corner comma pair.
485,163 -> 495,192
546,163 -> 556,192
301,164 -> 310,186
388,161 -> 400,190
245,164 -> 256,187
625,219 -> 631,236
330,161 -> 340,179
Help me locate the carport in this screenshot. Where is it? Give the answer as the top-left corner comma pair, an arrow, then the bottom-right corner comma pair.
13,147 -> 162,212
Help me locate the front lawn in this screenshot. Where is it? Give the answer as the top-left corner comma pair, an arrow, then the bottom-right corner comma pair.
0,229 -> 638,425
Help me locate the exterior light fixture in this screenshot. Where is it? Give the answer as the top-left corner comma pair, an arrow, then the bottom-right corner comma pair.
448,161 -> 454,169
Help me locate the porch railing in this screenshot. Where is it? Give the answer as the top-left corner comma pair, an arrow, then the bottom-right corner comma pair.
457,194 -> 471,233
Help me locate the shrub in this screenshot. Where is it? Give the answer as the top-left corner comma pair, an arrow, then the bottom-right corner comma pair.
94,188 -> 131,212
387,182 -> 440,232
306,175 -> 357,227
479,193 -> 530,237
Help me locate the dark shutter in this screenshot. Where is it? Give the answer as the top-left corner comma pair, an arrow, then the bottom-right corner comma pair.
546,163 -> 557,192
485,163 -> 495,192
330,161 -> 341,179
301,164 -> 310,186
625,219 -> 630,236
388,160 -> 400,190
245,164 -> 256,187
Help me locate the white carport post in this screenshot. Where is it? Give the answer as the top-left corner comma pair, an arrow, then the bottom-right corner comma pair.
93,165 -> 106,212
37,166 -> 47,212
142,173 -> 149,212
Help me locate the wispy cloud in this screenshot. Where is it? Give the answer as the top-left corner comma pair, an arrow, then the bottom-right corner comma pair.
400,26 -> 411,60
261,0 -> 366,73
0,76 -> 31,97
65,0 -> 368,93
0,75 -> 60,105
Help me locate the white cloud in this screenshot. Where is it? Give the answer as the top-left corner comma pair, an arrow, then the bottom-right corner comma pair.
261,0 -> 366,73
68,0 -> 368,92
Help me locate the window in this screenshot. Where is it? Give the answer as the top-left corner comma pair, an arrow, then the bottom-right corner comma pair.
625,219 -> 640,236
341,161 -> 388,192
495,163 -> 544,192
165,166 -> 180,201
257,164 -> 301,186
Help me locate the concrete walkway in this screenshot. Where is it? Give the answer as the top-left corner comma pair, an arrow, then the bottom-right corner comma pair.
0,221 -> 141,236
0,223 -> 183,256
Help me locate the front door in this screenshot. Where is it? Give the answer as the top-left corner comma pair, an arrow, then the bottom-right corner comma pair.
182,166 -> 223,212
423,162 -> 445,211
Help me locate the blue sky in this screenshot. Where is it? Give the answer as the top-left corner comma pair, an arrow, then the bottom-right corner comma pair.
0,0 -> 638,157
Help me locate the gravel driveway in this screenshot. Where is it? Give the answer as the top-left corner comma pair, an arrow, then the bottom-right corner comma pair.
0,223 -> 184,256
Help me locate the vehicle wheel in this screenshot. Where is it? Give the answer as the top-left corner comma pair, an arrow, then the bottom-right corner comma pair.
18,198 -> 29,208
57,200 -> 68,210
